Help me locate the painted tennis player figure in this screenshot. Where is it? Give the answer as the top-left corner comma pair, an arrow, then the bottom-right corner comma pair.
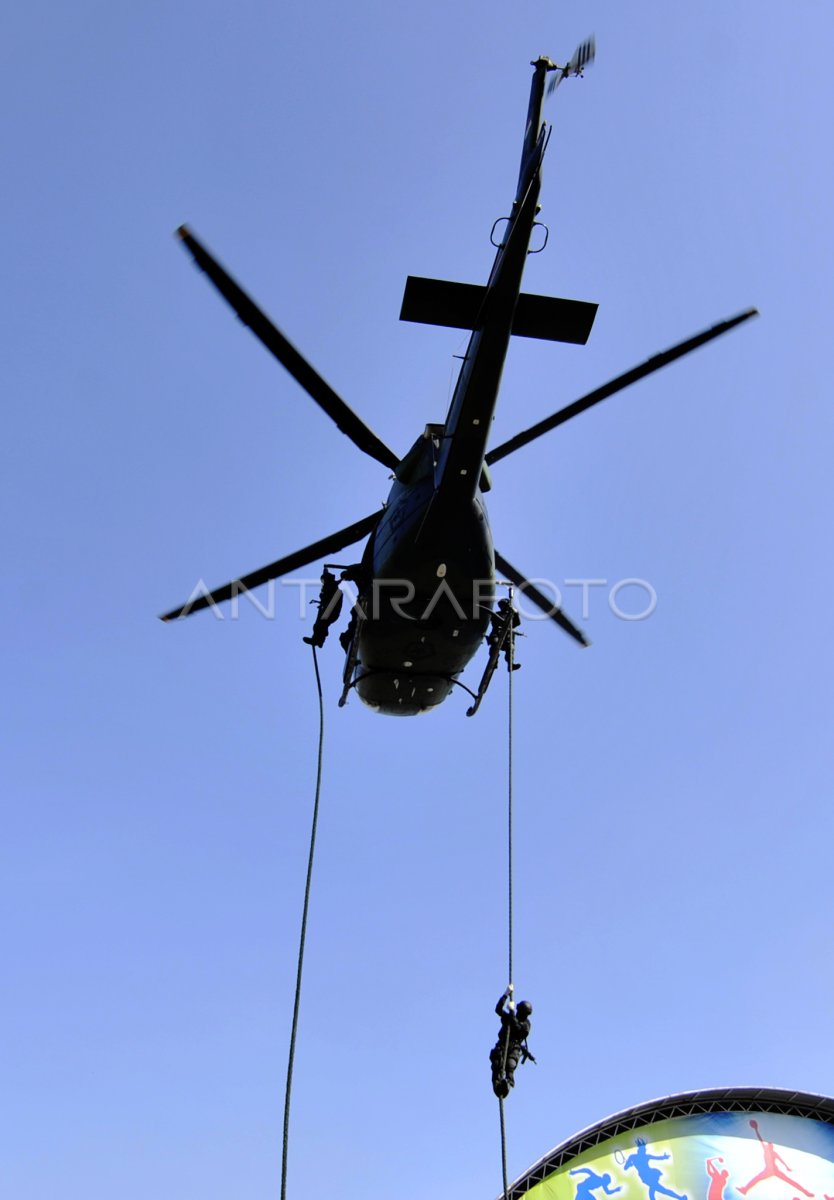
570,1167 -> 622,1200
738,1119 -> 814,1197
623,1137 -> 688,1200
706,1157 -> 729,1200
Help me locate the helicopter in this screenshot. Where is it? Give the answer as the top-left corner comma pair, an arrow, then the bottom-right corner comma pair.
161,41 -> 756,716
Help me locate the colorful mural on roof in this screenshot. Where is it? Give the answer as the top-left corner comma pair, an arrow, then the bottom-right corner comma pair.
522,1113 -> 834,1200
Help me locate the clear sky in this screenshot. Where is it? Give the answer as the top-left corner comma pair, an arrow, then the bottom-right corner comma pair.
3,2 -> 833,1198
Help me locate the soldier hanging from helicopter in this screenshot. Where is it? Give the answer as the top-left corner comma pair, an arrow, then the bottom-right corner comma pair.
466,594 -> 522,716
303,569 -> 343,648
489,986 -> 535,1098
488,598 -> 521,671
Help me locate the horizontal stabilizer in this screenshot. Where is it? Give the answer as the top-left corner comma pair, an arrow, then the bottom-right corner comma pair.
514,292 -> 598,344
399,276 -> 598,345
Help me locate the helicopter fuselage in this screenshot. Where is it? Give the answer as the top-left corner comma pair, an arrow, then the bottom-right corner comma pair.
349,447 -> 495,714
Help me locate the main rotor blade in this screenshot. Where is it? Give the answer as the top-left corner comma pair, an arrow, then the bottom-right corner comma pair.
495,551 -> 590,647
177,226 -> 399,471
486,308 -> 758,466
160,510 -> 380,621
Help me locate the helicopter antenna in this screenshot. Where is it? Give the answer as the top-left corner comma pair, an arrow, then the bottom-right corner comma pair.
546,34 -> 595,96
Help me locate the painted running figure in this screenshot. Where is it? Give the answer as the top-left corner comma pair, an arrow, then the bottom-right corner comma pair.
623,1138 -> 688,1200
706,1157 -> 730,1200
738,1119 -> 814,1198
570,1167 -> 622,1200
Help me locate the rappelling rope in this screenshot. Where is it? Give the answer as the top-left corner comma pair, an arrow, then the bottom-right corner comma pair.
507,593 -> 515,990
498,589 -> 516,1200
280,643 -> 325,1200
499,1097 -> 510,1200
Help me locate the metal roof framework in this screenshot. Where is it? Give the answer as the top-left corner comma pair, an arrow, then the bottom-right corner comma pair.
505,1087 -> 834,1200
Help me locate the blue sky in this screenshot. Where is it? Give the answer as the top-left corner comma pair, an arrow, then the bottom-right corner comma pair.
3,2 -> 833,1198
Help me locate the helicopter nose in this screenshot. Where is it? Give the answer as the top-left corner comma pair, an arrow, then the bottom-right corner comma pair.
356,671 -> 452,715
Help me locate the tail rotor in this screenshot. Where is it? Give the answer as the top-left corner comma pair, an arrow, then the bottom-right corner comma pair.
547,34 -> 595,95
